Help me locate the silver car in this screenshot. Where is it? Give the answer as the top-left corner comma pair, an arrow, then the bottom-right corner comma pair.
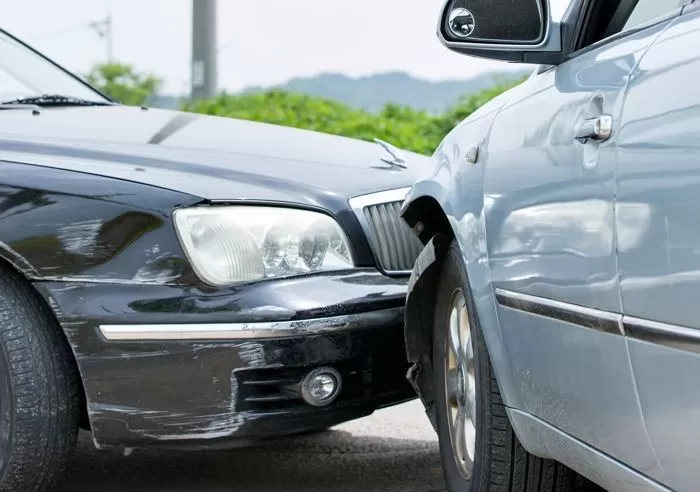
402,0 -> 698,491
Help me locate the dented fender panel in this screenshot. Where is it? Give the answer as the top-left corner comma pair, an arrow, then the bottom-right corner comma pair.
0,161 -> 201,285
400,107 -> 526,414
404,235 -> 452,432
405,234 -> 451,365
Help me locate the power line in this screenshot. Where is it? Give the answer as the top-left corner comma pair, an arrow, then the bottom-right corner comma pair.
25,15 -> 113,64
23,21 -> 98,40
87,15 -> 113,63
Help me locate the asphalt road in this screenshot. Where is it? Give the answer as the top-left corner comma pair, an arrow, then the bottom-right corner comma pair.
58,400 -> 604,492
58,400 -> 447,492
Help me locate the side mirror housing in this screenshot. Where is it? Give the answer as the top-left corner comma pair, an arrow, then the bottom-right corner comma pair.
438,0 -> 582,65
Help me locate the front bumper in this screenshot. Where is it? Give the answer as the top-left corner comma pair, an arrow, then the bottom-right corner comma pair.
34,269 -> 414,449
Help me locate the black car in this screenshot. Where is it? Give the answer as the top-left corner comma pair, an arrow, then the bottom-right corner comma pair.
0,29 -> 426,490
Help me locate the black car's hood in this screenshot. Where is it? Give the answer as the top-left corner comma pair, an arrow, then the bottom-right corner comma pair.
0,106 -> 430,205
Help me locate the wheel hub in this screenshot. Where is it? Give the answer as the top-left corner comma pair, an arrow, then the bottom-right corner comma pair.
457,365 -> 467,407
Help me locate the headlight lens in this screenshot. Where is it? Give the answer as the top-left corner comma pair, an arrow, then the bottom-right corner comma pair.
173,206 -> 354,286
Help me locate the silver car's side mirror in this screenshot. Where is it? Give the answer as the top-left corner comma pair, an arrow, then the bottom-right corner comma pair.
437,0 -> 583,65
444,0 -> 546,45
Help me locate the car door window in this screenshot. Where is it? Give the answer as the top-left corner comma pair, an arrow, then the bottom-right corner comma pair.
622,0 -> 684,32
576,0 -> 685,52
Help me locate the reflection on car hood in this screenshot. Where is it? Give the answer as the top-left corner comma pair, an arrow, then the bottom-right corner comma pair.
0,106 -> 431,204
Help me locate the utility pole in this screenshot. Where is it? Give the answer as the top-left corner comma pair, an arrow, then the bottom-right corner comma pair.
191,0 -> 218,99
88,14 -> 113,63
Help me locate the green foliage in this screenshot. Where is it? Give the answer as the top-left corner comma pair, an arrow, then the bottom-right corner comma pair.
431,79 -> 526,140
85,63 -> 161,106
85,61 -> 525,155
182,77 -> 525,155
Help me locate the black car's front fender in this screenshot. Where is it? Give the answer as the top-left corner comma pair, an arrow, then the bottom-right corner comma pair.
0,161 -> 201,286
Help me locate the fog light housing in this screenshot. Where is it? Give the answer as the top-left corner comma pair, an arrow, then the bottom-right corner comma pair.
300,367 -> 342,407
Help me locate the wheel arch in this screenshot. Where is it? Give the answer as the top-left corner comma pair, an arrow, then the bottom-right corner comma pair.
402,194 -> 457,431
0,241 -> 40,279
0,256 -> 90,431
402,193 -> 524,429
402,195 -> 454,245
402,194 -> 456,385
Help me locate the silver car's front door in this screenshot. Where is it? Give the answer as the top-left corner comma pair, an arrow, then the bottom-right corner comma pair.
483,15 -> 675,479
616,5 -> 700,491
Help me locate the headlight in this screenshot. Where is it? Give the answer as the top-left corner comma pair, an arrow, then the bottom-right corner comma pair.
173,206 -> 355,286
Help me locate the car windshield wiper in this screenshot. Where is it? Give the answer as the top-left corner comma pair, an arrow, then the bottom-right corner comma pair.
0,94 -> 118,108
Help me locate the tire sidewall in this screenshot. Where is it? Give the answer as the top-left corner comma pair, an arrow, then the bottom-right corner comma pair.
0,334 -> 13,484
433,243 -> 490,492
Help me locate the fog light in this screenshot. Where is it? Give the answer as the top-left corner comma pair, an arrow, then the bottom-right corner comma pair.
300,367 -> 342,407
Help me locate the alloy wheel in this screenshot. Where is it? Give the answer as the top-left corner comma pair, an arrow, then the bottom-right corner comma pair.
444,288 -> 477,480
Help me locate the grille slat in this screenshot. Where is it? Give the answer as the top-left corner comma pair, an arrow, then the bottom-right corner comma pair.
362,200 -> 422,273
366,206 -> 392,271
383,203 -> 403,270
390,202 -> 412,268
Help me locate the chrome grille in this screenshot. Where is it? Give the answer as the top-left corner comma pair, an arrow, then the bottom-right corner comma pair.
349,188 -> 422,274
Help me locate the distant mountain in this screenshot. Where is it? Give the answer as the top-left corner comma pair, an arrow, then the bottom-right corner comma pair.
148,70 -> 531,113
242,70 -> 531,113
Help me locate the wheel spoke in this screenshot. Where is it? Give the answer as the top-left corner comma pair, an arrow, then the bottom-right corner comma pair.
464,331 -> 474,363
452,407 -> 466,463
467,368 -> 477,422
458,299 -> 470,359
448,305 -> 461,358
464,412 -> 476,463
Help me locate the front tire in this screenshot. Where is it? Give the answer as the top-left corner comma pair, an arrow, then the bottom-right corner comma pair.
433,242 -> 577,492
0,265 -> 80,491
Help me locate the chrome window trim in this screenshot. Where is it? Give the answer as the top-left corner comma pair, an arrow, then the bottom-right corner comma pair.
348,187 -> 414,275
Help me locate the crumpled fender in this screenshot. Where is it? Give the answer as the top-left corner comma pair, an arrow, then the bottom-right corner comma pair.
401,83 -> 528,427
404,233 -> 452,431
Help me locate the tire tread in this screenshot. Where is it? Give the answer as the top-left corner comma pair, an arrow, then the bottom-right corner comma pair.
0,265 -> 79,491
434,242 -> 579,492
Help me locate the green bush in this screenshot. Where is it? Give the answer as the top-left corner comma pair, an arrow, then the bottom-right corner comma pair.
85,63 -> 161,106
182,78 -> 525,156
85,62 -> 525,155
181,91 -> 436,155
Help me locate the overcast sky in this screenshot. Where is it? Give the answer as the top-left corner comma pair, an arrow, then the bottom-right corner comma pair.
3,0 -> 569,95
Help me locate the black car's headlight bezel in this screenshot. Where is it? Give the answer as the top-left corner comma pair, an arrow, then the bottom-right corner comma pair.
173,206 -> 355,287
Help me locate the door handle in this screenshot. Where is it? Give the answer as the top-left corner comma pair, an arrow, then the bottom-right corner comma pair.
575,114 -> 613,143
